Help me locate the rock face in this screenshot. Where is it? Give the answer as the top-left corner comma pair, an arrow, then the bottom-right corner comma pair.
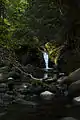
15,47 -> 45,67
40,91 -> 55,100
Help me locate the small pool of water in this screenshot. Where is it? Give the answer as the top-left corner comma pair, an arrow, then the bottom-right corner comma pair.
0,66 -> 79,120
0,96 -> 80,120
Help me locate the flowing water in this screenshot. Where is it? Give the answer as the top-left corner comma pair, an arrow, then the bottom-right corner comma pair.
0,57 -> 80,120
43,52 -> 49,69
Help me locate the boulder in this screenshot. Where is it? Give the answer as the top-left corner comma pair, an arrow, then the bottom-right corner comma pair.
8,71 -> 20,79
0,83 -> 7,93
48,84 -> 57,93
0,72 -> 9,83
15,83 -> 28,94
40,91 -> 55,100
68,80 -> 80,97
14,98 -> 38,106
57,76 -> 69,84
73,96 -> 80,105
57,68 -> 80,85
68,68 -> 80,82
0,73 -> 3,81
0,66 -> 9,73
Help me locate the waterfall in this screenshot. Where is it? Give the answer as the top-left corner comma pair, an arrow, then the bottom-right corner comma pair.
43,52 -> 49,69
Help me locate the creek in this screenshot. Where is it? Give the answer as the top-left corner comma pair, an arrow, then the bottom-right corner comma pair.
0,52 -> 80,120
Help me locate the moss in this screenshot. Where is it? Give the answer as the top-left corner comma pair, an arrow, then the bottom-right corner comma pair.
45,42 -> 63,65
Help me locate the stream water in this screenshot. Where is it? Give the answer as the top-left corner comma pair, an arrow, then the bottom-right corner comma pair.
0,96 -> 80,120
43,52 -> 49,69
0,73 -> 80,120
0,57 -> 80,120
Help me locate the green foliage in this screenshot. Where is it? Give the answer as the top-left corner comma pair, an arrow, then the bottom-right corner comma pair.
45,42 -> 64,65
0,0 -> 80,53
25,0 -> 63,42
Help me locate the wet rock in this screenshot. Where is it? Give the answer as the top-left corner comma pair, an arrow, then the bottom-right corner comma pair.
57,76 -> 68,84
55,83 -> 68,96
6,91 -> 14,95
0,112 -> 7,117
0,98 -> 4,105
0,83 -> 7,93
17,93 -> 25,99
26,85 -> 44,95
0,83 -> 7,87
8,77 -> 13,80
16,83 -> 28,94
57,68 -> 80,85
2,93 -> 13,100
14,98 -> 38,106
8,71 -> 20,79
0,66 -> 9,73
0,93 -> 14,106
40,91 -> 55,100
68,80 -> 80,97
57,47 -> 80,74
60,117 -> 78,120
28,94 -> 38,101
7,77 -> 14,91
0,72 -> 9,82
23,64 -> 35,73
48,84 -> 57,93
73,96 -> 80,105
0,73 -> 3,81
68,68 -> 80,82
59,73 -> 65,76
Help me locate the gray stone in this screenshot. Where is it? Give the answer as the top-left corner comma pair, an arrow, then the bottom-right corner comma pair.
0,112 -> 7,117
2,93 -> 13,102
0,73 -> 3,80
40,91 -> 55,100
73,96 -> 80,105
68,80 -> 80,97
16,83 -> 28,94
0,66 -> 9,73
0,72 -> 9,82
57,68 -> 80,84
68,68 -> 80,82
57,76 -> 68,84
48,84 -> 57,93
14,98 -> 38,106
0,83 -> 7,93
8,77 -> 14,80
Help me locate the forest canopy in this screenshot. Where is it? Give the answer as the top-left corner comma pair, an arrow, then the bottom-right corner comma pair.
0,0 -> 80,51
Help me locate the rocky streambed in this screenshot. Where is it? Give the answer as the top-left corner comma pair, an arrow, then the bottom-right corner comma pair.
0,65 -> 80,120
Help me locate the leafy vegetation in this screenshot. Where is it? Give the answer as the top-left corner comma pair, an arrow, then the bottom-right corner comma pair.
0,0 -> 80,63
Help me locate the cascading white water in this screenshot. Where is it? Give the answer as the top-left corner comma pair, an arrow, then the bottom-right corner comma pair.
43,52 -> 49,69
